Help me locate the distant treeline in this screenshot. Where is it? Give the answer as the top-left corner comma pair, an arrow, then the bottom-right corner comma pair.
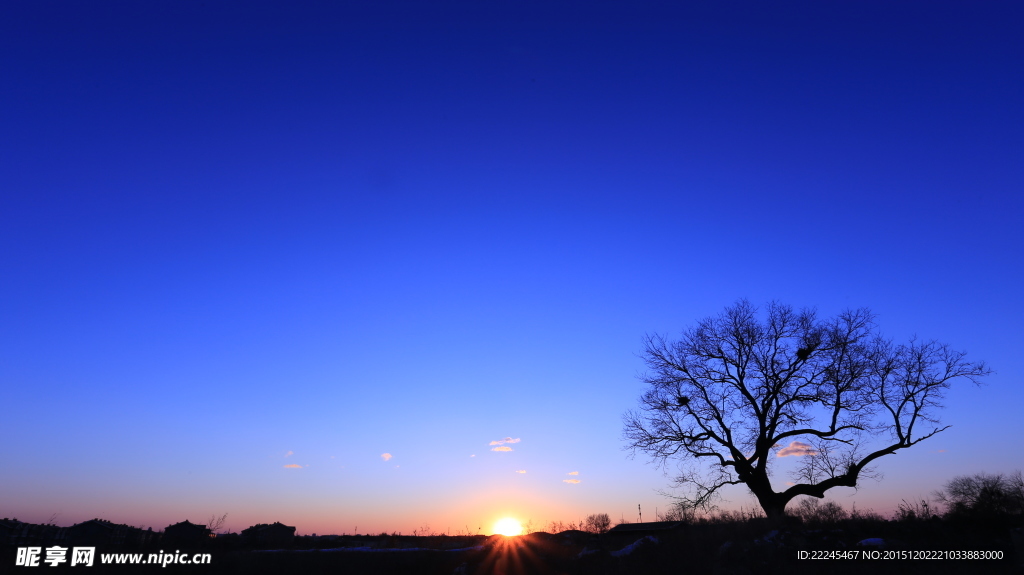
0,518 -> 295,550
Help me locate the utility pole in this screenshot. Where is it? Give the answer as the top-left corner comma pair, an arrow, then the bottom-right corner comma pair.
638,504 -> 642,524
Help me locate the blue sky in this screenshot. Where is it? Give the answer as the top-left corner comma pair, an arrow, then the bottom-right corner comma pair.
2,1 -> 1022,535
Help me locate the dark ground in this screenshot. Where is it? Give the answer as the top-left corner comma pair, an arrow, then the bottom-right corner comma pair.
4,519 -> 1021,574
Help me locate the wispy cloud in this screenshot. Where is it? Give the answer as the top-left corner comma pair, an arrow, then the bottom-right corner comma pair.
515,470 -> 526,474
285,450 -> 294,458
470,454 -> 476,458
283,464 -> 302,469
777,441 -> 817,457
489,437 -> 521,446
491,446 -> 513,452
567,471 -> 579,475
563,479 -> 580,484
381,453 -> 393,461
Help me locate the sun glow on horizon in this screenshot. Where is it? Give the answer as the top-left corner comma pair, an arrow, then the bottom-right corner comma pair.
493,517 -> 523,536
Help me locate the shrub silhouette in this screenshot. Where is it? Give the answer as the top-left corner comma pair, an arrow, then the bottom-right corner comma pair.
936,471 -> 1024,525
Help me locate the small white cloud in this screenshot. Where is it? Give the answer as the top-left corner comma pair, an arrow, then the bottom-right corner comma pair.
381,453 -> 393,461
563,479 -> 580,484
489,437 -> 521,446
285,450 -> 294,458
470,454 -> 476,458
491,446 -> 513,452
567,471 -> 579,475
283,464 -> 302,469
777,441 -> 817,457
515,470 -> 526,474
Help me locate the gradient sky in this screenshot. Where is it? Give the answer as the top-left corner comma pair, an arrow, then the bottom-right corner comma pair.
3,2 -> 1022,536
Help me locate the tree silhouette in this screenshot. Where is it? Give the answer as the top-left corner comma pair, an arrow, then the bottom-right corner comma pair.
936,471 -> 1024,521
584,513 -> 610,534
206,513 -> 228,534
624,300 -> 990,520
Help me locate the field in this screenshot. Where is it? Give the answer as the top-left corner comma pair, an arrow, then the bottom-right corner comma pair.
18,517 -> 1015,575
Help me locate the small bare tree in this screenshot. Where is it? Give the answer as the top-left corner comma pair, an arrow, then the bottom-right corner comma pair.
584,513 -> 611,534
624,300 -> 989,520
206,513 -> 228,534
793,498 -> 848,524
935,471 -> 1024,519
660,501 -> 697,523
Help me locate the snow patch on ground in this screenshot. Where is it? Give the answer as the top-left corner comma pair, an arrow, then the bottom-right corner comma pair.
610,536 -> 658,557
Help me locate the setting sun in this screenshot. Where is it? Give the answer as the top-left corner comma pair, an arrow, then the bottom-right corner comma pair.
493,517 -> 523,536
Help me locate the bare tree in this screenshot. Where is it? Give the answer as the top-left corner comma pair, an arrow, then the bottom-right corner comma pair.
793,498 -> 848,524
624,300 -> 989,520
935,471 -> 1024,519
659,501 -> 697,523
547,520 -> 567,533
206,513 -> 228,534
584,513 -> 610,534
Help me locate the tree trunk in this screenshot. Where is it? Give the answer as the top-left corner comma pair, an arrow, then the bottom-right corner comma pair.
754,490 -> 793,523
762,500 -> 788,522
744,472 -> 792,521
